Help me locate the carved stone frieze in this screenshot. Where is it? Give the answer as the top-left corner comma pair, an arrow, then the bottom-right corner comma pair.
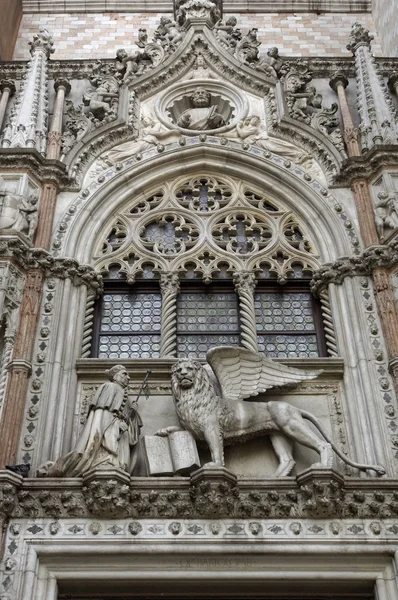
0,236 -> 102,292
335,147 -> 398,187
2,469 -> 398,520
310,241 -> 398,295
0,149 -> 70,188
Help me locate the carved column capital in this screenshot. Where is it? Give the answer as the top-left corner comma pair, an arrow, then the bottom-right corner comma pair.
160,272 -> 181,296
54,78 -> 71,95
233,271 -> 257,294
0,81 -> 16,96
329,72 -> 348,92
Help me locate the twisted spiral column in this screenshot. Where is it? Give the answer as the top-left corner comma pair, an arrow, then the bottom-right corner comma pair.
319,289 -> 338,357
160,273 -> 180,357
81,294 -> 96,358
233,271 -> 258,353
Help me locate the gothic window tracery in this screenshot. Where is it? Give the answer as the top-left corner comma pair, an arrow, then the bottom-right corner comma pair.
91,173 -> 329,359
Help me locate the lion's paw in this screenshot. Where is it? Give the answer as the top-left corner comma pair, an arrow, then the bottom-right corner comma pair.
202,462 -> 220,469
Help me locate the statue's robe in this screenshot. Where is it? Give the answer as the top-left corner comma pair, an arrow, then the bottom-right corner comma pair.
49,381 -> 142,477
177,106 -> 225,130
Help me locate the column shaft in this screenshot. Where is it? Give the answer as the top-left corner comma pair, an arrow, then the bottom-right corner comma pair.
0,270 -> 43,467
351,178 -> 379,247
34,182 -> 58,249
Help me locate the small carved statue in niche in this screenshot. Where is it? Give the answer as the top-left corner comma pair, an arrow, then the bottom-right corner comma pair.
375,191 -> 398,240
0,190 -> 38,239
105,115 -> 180,163
37,365 -> 142,477
158,346 -> 385,477
177,88 -> 226,130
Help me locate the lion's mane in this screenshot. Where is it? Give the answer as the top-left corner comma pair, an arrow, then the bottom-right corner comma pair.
171,361 -> 220,439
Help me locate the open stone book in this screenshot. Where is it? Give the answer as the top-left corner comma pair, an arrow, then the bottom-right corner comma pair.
143,430 -> 200,476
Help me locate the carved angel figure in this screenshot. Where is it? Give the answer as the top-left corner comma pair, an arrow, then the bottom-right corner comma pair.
157,346 -> 385,477
104,116 -> 180,163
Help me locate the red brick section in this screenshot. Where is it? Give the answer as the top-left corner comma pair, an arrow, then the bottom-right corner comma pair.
0,0 -> 22,60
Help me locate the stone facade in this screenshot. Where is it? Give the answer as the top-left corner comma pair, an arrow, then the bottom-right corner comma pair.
0,1 -> 398,598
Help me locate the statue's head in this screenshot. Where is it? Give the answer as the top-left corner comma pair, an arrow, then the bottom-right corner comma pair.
106,364 -> 130,387
171,359 -> 202,389
226,16 -> 237,26
191,87 -> 211,108
116,48 -> 127,60
267,46 -> 279,58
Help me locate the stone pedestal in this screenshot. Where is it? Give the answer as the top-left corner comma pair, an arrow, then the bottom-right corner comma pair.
190,465 -> 237,487
82,468 -> 131,518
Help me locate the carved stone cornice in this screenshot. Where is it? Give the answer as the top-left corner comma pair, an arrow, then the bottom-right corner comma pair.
2,57 -> 398,84
1,468 -> 398,520
333,146 -> 398,187
0,236 -> 103,292
310,242 -> 398,295
0,148 -> 71,188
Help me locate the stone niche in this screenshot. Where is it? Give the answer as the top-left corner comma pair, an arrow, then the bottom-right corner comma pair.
155,79 -> 249,135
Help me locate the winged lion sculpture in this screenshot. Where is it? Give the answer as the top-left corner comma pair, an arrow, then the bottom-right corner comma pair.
157,346 -> 385,477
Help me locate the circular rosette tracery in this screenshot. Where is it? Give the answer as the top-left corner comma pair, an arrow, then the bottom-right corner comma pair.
211,211 -> 274,256
138,212 -> 200,256
174,176 -> 233,213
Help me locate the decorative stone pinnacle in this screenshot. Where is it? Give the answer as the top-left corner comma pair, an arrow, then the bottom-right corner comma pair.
346,22 -> 374,54
28,29 -> 55,58
0,80 -> 16,96
329,72 -> 348,92
54,79 -> 71,95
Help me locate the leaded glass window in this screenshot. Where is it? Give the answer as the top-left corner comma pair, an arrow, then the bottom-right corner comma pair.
96,287 -> 162,358
255,286 -> 324,358
176,286 -> 240,358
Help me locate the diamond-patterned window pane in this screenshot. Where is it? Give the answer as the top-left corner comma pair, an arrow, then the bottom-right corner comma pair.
177,291 -> 240,358
98,292 -> 162,358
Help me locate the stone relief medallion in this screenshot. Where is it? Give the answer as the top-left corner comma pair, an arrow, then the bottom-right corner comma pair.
155,79 -> 249,135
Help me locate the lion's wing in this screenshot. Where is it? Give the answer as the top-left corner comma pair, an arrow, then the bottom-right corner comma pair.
206,346 -> 323,401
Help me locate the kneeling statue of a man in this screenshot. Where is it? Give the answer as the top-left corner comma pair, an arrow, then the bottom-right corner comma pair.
38,365 -> 142,477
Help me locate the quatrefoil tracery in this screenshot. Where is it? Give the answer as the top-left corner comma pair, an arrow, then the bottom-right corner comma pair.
93,174 -> 319,281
